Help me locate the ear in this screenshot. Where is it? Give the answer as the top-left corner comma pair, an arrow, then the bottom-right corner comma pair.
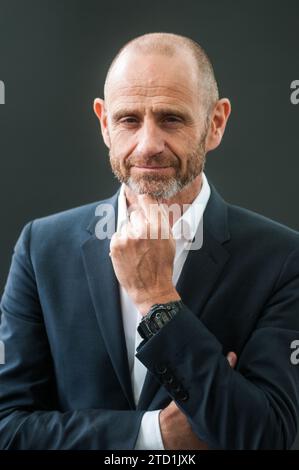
205,98 -> 231,152
93,98 -> 111,148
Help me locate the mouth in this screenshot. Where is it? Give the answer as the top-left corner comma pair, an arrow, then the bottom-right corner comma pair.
133,165 -> 174,172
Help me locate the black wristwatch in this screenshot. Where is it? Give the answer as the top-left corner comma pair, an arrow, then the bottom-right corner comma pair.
137,300 -> 183,341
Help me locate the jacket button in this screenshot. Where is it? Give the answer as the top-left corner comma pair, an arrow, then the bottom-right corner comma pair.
162,374 -> 175,385
172,384 -> 183,393
155,363 -> 168,375
176,390 -> 189,402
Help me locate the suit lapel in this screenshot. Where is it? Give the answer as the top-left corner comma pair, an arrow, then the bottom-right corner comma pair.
81,191 -> 135,409
137,184 -> 231,410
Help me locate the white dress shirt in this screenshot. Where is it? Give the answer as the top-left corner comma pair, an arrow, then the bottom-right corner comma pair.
116,173 -> 211,449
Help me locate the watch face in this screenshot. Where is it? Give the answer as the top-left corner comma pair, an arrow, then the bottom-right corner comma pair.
140,302 -> 182,340
148,316 -> 160,334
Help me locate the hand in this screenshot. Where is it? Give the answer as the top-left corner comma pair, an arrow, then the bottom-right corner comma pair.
159,351 -> 237,450
110,194 -> 180,315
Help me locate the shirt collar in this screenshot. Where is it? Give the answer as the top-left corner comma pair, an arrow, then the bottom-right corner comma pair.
117,183 -> 129,233
172,172 -> 210,242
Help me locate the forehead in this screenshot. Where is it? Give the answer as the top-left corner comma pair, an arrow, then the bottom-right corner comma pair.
105,51 -> 200,110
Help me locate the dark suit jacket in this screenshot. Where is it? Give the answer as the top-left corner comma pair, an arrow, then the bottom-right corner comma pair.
1,182 -> 299,449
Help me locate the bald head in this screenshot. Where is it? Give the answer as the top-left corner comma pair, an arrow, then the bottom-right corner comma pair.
104,32 -> 219,115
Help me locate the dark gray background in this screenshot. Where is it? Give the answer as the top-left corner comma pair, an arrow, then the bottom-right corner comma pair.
0,0 -> 299,449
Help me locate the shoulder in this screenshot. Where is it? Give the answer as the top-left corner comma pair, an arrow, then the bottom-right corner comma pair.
17,192 -> 118,250
226,202 -> 299,255
32,200 -> 101,234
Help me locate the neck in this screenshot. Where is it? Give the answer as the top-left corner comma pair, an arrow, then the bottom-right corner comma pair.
124,174 -> 203,227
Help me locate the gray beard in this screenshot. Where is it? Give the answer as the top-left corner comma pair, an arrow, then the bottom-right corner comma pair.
125,173 -> 197,200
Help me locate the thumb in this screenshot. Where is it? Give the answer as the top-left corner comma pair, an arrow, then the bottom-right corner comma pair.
226,351 -> 237,369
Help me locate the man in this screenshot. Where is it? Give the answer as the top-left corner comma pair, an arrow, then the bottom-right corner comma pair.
0,32 -> 299,450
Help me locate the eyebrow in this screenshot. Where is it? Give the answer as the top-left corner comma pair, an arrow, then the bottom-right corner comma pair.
111,107 -> 192,122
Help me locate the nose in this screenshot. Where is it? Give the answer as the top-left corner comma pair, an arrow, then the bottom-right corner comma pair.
136,119 -> 165,158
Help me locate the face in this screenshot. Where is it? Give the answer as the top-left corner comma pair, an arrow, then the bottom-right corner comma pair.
96,50 -> 212,200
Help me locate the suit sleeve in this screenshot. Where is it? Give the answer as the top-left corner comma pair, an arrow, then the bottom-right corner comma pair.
0,222 -> 144,450
136,249 -> 299,449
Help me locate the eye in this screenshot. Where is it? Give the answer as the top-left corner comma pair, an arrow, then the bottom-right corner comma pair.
120,116 -> 139,125
163,115 -> 183,125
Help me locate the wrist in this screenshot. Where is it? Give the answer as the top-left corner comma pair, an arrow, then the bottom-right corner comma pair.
135,288 -> 181,316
